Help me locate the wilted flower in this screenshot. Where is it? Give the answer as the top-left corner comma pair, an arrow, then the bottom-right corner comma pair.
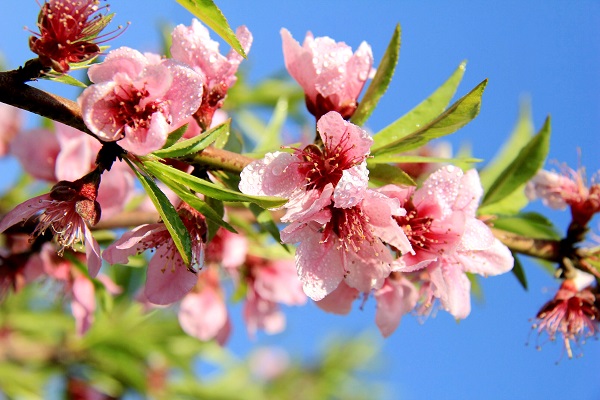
0,175 -> 102,277
281,28 -> 373,120
526,165 -> 600,226
29,0 -> 116,73
534,279 -> 599,358
103,202 -> 206,305
171,19 -> 252,130
79,47 -> 203,155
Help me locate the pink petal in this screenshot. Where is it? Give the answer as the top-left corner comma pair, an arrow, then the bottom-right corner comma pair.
84,227 -> 102,278
79,82 -> 124,141
317,111 -> 373,162
145,247 -> 198,305
453,169 -> 484,217
120,112 -> 169,155
295,225 -> 345,301
88,46 -> 149,83
243,293 -> 285,337
316,280 -> 359,314
96,161 -> 134,220
55,123 -> 98,181
416,165 -> 463,218
375,277 -> 418,337
432,261 -> 472,319
0,194 -> 51,233
253,260 -> 307,306
239,151 -> 304,198
343,240 -> 392,293
12,128 -> 59,181
71,275 -> 96,335
102,224 -> 164,264
333,163 -> 369,208
281,28 -> 318,99
162,61 -> 204,127
345,41 -> 374,99
363,191 -> 413,256
178,286 -> 228,341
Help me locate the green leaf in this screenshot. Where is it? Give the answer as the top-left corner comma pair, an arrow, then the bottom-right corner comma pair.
248,203 -> 290,252
477,184 -> 528,215
480,100 -> 534,190
492,212 -> 561,240
366,162 -> 416,186
153,120 -> 230,158
481,116 -> 551,207
143,160 -> 286,208
175,0 -> 246,58
154,175 -> 236,233
160,123 -> 188,150
373,79 -> 488,156
43,73 -> 88,88
372,61 -> 466,152
511,253 -> 528,290
368,154 -> 481,165
351,24 -> 401,127
253,97 -> 288,153
128,160 -> 192,266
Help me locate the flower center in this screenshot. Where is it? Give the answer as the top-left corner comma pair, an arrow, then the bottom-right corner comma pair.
296,128 -> 363,191
321,205 -> 373,253
110,84 -> 166,135
393,205 -> 436,252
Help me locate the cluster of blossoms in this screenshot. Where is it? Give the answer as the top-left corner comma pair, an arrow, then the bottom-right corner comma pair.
239,30 -> 514,336
4,0 -> 597,359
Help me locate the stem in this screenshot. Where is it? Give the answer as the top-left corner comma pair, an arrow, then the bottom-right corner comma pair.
490,227 -> 560,262
0,62 -> 251,174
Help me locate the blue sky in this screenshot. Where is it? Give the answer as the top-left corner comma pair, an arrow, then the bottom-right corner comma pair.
2,1 -> 600,399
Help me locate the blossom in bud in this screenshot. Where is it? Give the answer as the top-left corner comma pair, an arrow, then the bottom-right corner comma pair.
29,0 -> 116,73
0,175 -> 102,277
171,19 -> 252,130
526,165 -> 600,226
240,111 -> 373,222
103,202 -> 206,305
178,266 -> 231,345
534,279 -> 599,358
79,47 -> 203,155
281,28 -> 373,120
0,104 -> 22,156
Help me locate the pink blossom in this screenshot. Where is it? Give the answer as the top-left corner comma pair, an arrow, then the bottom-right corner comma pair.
11,127 -> 60,181
392,166 -> 513,319
239,111 -> 373,222
32,243 -> 120,335
178,267 -> 230,345
0,178 -> 102,277
103,203 -> 206,305
242,257 -> 307,337
526,166 -> 600,226
79,47 -> 203,155
171,19 -> 252,129
534,279 -> 600,358
281,189 -> 412,300
0,103 -> 22,156
281,28 -> 373,120
205,227 -> 248,269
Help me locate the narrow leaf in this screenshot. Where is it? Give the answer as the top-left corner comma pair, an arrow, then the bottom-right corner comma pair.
253,97 -> 288,153
373,79 -> 488,156
128,161 -> 192,266
368,154 -> 481,165
153,120 -> 230,158
143,160 -> 286,208
372,61 -> 466,151
482,116 -> 551,207
511,253 -> 528,290
248,203 -> 290,252
175,0 -> 246,58
491,212 -> 561,240
155,177 -> 236,233
43,73 -> 88,88
477,185 -> 528,216
160,123 -> 188,150
366,162 -> 416,186
480,100 -> 534,190
351,24 -> 401,126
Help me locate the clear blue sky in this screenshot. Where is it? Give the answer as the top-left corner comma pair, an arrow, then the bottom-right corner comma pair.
2,2 -> 600,399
